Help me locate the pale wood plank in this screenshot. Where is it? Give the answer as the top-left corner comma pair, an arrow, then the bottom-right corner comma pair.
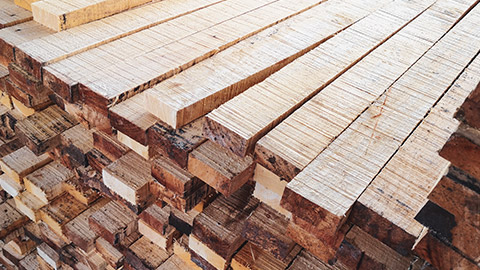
0,0 -> 32,29
204,0 -> 435,156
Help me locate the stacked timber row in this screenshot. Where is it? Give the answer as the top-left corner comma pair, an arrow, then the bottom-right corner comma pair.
414,79 -> 480,269
0,0 -> 479,269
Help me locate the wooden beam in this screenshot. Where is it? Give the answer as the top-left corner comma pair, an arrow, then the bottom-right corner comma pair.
8,63 -> 51,100
439,130 -> 480,181
1,199 -> 28,238
14,0 -> 40,11
45,0 -> 323,112
117,130 -> 152,160
0,146 -> 51,184
24,161 -> 75,204
0,172 -> 22,197
37,242 -> 61,270
188,140 -> 255,197
95,237 -> 124,269
125,236 -> 171,270
242,203 -> 295,260
147,117 -> 205,168
138,203 -> 170,235
252,165 -> 291,218
231,242 -> 301,270
288,250 -> 338,270
157,254 -> 194,270
102,151 -> 152,207
92,130 -> 129,162
413,230 -> 478,270
88,200 -> 138,246
31,0 -> 153,32
138,219 -> 180,250
15,105 -> 78,155
39,193 -> 88,239
191,185 -> 259,267
0,0 -> 32,29
62,175 -> 100,206
204,0 -> 434,157
63,197 -> 109,253
14,190 -> 46,222
144,0 -> 391,129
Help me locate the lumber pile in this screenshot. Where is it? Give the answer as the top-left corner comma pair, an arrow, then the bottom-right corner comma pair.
0,0 -> 479,269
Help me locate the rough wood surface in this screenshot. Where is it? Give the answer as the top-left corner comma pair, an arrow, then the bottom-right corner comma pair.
0,146 -> 51,183
31,0 -> 153,32
188,140 -> 255,197
192,185 -> 259,264
1,199 -> 28,238
125,236 -> 171,270
24,161 -> 75,204
92,130 -> 129,162
15,105 -> 78,155
95,237 -> 124,269
63,197 -> 109,253
102,151 -> 152,207
231,242 -> 301,270
88,200 -> 138,246
138,203 -> 170,235
242,203 -> 296,260
0,0 -> 32,29
204,0 -> 433,156
14,190 -> 46,222
144,0 -> 385,129
440,131 -> 480,181
147,117 -> 205,168
0,172 -> 22,197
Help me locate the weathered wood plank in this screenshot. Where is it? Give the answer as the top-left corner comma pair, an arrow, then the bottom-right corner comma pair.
0,146 -> 51,183
0,0 -> 32,29
92,130 -> 129,162
14,191 -> 46,222
231,242 -> 301,270
125,236 -> 171,270
1,199 -> 28,238
15,105 -> 78,155
95,237 -> 124,269
204,0 -> 434,156
24,161 -> 75,204
102,151 -> 152,207
188,140 -> 255,197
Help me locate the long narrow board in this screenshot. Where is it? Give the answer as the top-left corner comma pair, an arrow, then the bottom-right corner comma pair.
44,0 -> 324,110
0,0 -> 32,29
204,0 -> 435,157
143,0 -> 392,128
32,0 -> 154,31
255,0 -> 477,182
15,0 -> 224,80
349,38 -> 480,255
281,0 -> 480,252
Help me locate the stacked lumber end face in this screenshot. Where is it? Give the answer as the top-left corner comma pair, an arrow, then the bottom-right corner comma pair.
0,0 -> 480,269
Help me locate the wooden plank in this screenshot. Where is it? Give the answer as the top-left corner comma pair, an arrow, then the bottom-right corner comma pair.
0,146 -> 51,183
37,242 -> 60,270
95,237 -> 124,269
428,168 -> 480,228
56,124 -> 93,169
102,151 -> 152,207
1,199 -> 28,238
242,203 -> 295,260
0,173 -> 22,197
62,175 -> 100,206
16,0 -> 224,81
31,0 -> 153,31
151,155 -> 204,197
4,78 -> 52,110
173,234 -> 203,270
19,251 -> 40,270
231,242 -> 301,270
282,0 -> 480,255
156,254 -> 193,270
138,219 -> 180,250
15,105 -> 78,155
204,0 -> 435,157
109,92 -> 158,146
255,0 -> 473,182
191,185 -> 259,267
39,193 -> 88,239
10,235 -> 36,256
144,0 -> 392,128
413,230 -> 479,270
8,63 -> 51,99
88,200 -> 138,246
63,197 -> 109,253
37,221 -> 68,251
288,250 -> 343,270
3,240 -> 27,265
455,81 -> 480,129
125,236 -> 171,270
0,0 -> 32,29
117,130 -> 152,160
138,203 -> 170,235
92,130 -> 129,162
0,21 -> 52,67
147,117 -> 205,168
351,44 -> 480,255
45,0 -> 323,111
24,161 -> 75,204
439,130 -> 480,181
188,140 -> 255,197
14,191 -> 46,222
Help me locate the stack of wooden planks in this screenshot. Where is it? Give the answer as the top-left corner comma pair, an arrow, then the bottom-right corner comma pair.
0,0 -> 479,269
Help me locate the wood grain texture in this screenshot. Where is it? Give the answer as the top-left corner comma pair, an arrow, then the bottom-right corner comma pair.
92,130 -> 129,162
0,0 -> 32,29
125,236 -> 171,270
15,105 -> 78,155
0,146 -> 51,183
147,117 -> 205,168
188,140 -> 255,197
1,199 -> 28,238
102,151 -> 152,207
231,242 -> 301,270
